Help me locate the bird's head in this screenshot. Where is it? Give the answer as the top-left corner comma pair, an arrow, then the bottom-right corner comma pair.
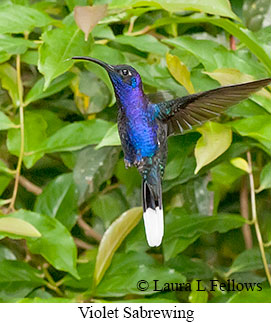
72,56 -> 144,104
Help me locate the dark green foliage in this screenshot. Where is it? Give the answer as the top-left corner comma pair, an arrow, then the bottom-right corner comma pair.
0,0 -> 271,303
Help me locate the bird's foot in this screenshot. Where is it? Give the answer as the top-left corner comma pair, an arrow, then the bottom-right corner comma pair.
134,158 -> 144,170
124,159 -> 132,169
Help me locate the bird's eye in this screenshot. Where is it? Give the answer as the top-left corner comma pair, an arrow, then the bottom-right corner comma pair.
121,69 -> 129,76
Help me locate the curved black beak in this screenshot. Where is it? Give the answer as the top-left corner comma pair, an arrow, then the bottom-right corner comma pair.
72,56 -> 114,73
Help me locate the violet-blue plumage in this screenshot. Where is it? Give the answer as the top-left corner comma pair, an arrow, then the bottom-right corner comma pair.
108,69 -> 160,162
72,56 -> 271,247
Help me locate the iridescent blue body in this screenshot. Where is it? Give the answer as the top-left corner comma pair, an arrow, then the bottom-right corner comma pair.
109,69 -> 167,231
72,55 -> 271,247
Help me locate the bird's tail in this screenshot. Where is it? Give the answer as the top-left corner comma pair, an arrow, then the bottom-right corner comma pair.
142,177 -> 163,247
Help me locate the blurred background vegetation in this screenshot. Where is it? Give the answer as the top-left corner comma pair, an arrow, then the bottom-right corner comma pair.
0,0 -> 271,303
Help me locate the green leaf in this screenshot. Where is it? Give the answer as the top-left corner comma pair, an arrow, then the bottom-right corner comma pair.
24,72 -> 76,106
243,0 -> 271,31
21,49 -> 38,65
0,52 -> 10,64
96,252 -> 186,297
167,254 -> 213,280
189,279 -> 208,303
163,33 -> 267,77
65,0 -> 89,11
36,119 -> 113,154
92,25 -> 115,40
226,100 -> 268,118
0,174 -> 12,196
0,4 -> 54,34
211,161 -> 245,191
228,248 -> 271,276
163,156 -> 197,192
230,157 -> 250,173
124,219 -> 149,254
0,111 -> 16,130
6,210 -> 79,278
79,70 -> 111,114
0,34 -> 37,56
231,115 -> 271,150
164,208 -> 247,260
94,207 -> 142,287
115,34 -> 169,56
0,260 -> 45,301
74,145 -> 120,204
33,110 -> 66,137
164,134 -> 197,181
0,217 -> 41,238
7,111 -> 48,168
166,53 -> 195,94
132,62 -> 186,94
0,245 -> 16,261
34,173 -> 78,230
63,249 -> 96,290
38,20 -> 92,88
19,297 -> 74,303
109,0 -> 238,19
0,63 -> 20,107
114,159 -> 141,195
91,189 -> 128,228
91,43 -> 126,65
160,15 -> 271,73
96,123 -> 121,149
228,288 -> 271,303
256,162 -> 271,193
194,122 -> 232,174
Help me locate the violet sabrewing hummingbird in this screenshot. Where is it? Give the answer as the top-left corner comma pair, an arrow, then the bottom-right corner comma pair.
72,56 -> 271,247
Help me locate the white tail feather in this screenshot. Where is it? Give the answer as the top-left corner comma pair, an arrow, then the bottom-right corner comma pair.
143,207 -> 164,247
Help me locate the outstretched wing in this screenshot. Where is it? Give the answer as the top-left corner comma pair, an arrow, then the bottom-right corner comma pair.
154,78 -> 271,135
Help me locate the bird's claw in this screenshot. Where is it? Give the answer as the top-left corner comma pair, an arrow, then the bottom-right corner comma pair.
124,159 -> 132,169
134,158 -> 144,169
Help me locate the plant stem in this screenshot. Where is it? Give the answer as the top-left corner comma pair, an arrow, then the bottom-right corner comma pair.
8,55 -> 24,212
240,176 -> 253,249
74,237 -> 94,250
77,216 -> 102,242
19,176 -> 43,195
247,151 -> 271,286
43,265 -> 64,297
264,241 -> 271,248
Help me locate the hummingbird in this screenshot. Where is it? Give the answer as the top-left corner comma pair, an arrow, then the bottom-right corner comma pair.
72,56 -> 271,247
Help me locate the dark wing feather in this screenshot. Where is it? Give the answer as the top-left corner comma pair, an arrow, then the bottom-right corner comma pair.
155,78 -> 271,135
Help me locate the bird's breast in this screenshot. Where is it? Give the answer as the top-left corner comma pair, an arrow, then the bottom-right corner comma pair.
125,107 -> 158,158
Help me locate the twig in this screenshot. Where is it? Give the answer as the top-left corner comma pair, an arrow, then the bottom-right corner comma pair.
0,199 -> 12,206
230,35 -> 236,50
43,265 -> 64,297
8,55 -> 24,212
45,282 -> 64,297
126,25 -> 151,36
127,16 -> 137,34
77,216 -> 102,242
74,237 -> 94,250
94,39 -> 109,45
247,151 -> 271,286
240,176 -> 253,249
148,30 -> 166,40
19,176 -> 43,195
264,241 -> 271,248
101,183 -> 120,195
